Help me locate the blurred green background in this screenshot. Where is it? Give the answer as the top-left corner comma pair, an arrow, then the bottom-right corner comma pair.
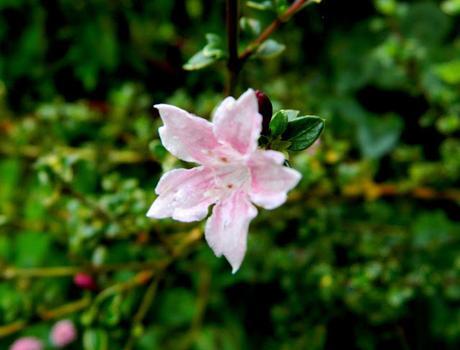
1,0 -> 460,349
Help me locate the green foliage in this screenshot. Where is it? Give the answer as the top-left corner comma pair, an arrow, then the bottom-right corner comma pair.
1,0 -> 460,349
253,39 -> 286,59
183,34 -> 226,71
283,115 -> 325,151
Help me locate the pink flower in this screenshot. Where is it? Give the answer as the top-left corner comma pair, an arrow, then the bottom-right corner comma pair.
147,89 -> 301,272
50,319 -> 77,348
9,337 -> 43,350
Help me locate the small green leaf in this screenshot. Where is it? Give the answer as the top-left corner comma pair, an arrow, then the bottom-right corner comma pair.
269,110 -> 289,137
183,51 -> 216,71
240,17 -> 261,36
254,39 -> 285,59
183,33 -> 225,71
274,0 -> 289,13
83,328 -> 109,350
284,116 -> 325,151
247,0 -> 273,11
435,60 -> 460,84
357,114 -> 402,159
441,0 -> 460,15
202,34 -> 225,58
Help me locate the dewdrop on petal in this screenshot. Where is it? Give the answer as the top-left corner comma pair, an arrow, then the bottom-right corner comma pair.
50,319 -> 77,348
9,337 -> 43,350
147,89 -> 301,273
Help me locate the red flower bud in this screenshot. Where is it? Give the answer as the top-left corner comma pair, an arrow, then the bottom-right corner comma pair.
73,273 -> 97,290
255,90 -> 273,136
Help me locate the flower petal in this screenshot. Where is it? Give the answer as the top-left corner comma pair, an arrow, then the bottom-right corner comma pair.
213,89 -> 262,155
155,104 -> 219,164
205,191 -> 257,273
147,167 -> 217,222
248,150 -> 301,209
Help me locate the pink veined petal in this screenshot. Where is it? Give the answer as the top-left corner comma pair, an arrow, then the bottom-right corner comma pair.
248,150 -> 302,210
147,167 -> 217,222
213,89 -> 262,155
155,104 -> 219,164
205,191 -> 257,273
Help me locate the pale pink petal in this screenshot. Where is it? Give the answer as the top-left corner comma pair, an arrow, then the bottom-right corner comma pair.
213,89 -> 262,155
205,191 -> 257,273
147,167 -> 217,222
248,150 -> 301,209
155,104 -> 219,164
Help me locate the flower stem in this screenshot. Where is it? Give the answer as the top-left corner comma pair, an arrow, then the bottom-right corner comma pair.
226,0 -> 240,96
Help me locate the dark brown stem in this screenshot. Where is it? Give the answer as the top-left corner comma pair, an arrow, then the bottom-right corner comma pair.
224,0 -> 314,95
226,0 -> 240,96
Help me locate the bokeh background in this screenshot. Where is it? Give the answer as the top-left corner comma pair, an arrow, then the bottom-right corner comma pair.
1,0 -> 460,349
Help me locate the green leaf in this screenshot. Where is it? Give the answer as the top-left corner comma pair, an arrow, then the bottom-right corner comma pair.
183,51 -> 217,71
283,116 -> 325,151
441,0 -> 460,15
246,0 -> 273,11
202,33 -> 224,58
83,329 -> 109,350
157,288 -> 196,327
15,232 -> 51,268
269,110 -> 289,137
240,17 -> 261,36
435,60 -> 460,84
274,0 -> 289,13
357,114 -> 403,159
254,39 -> 286,59
183,33 -> 225,71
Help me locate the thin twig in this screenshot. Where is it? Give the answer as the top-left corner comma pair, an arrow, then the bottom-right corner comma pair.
0,228 -> 204,339
124,277 -> 162,350
240,0 -> 314,62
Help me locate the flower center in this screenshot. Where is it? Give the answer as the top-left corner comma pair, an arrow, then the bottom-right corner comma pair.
214,163 -> 251,194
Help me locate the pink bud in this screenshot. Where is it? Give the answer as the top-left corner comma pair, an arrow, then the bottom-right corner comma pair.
9,337 -> 43,350
50,320 -> 77,348
73,273 -> 97,290
255,90 -> 273,136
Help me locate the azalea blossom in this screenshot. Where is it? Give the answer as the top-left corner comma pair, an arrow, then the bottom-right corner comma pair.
50,319 -> 77,348
9,337 -> 43,350
147,89 -> 301,272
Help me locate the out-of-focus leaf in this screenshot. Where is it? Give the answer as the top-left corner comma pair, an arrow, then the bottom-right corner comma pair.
15,232 -> 51,268
183,50 -> 217,71
357,114 -> 403,159
183,33 -> 225,71
83,329 -> 109,350
441,0 -> 460,15
240,17 -> 261,36
254,39 -> 286,59
247,0 -> 273,11
435,60 -> 460,84
157,288 -> 196,326
400,3 -> 450,45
